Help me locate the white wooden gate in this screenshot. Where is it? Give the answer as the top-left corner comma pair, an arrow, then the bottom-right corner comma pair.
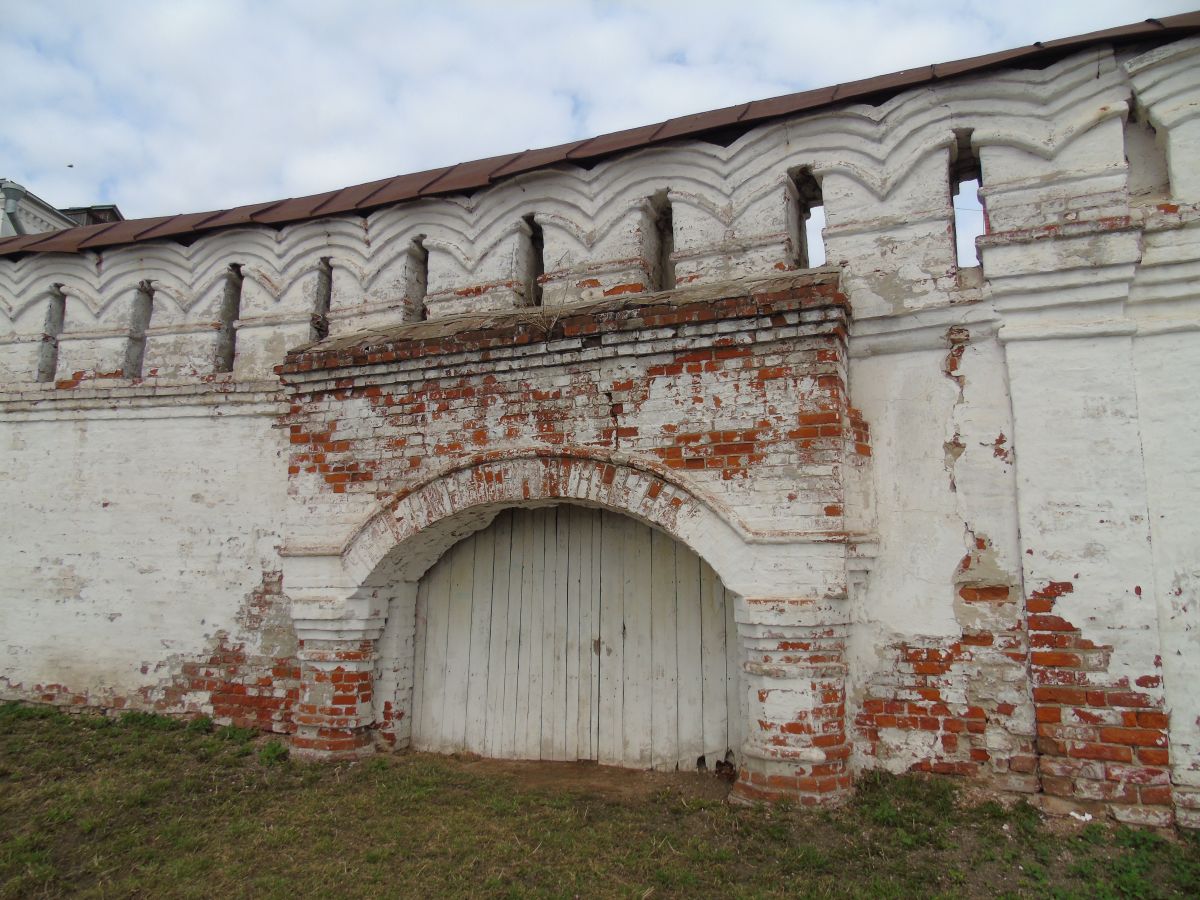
411,505 -> 743,770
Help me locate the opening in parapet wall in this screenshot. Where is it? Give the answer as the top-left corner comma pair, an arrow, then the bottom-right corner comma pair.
648,190 -> 675,291
951,129 -> 986,270
310,258 -> 332,341
695,122 -> 759,149
35,284 -> 66,383
1125,104 -> 1170,198
214,263 -> 243,373
788,167 -> 825,268
124,280 -> 154,378
409,236 -> 429,320
521,214 -> 544,307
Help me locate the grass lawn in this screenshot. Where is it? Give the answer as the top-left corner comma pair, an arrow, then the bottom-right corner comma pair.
2,702 -> 1199,898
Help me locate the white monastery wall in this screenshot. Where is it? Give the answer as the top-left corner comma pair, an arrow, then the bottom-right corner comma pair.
0,384 -> 288,710
0,36 -> 1197,822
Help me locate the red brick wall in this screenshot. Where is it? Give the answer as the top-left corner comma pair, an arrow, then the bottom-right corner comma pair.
279,273 -> 856,541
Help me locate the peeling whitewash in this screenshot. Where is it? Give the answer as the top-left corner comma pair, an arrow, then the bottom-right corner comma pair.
1,37 -> 1199,824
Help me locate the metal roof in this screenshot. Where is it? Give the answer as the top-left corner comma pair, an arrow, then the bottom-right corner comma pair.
2,12 -> 1196,259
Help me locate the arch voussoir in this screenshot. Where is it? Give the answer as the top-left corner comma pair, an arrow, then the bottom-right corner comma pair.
374,452 -> 715,584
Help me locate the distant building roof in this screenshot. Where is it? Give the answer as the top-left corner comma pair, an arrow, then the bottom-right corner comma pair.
58,205 -> 125,228
1,179 -> 124,240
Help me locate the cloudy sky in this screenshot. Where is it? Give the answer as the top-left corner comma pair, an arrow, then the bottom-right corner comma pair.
2,0 -> 1192,220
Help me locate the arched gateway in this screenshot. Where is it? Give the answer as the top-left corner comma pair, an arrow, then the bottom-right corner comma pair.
410,505 -> 743,770
278,274 -> 862,807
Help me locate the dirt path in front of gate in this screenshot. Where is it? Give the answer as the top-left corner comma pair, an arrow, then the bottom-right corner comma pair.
442,752 -> 736,803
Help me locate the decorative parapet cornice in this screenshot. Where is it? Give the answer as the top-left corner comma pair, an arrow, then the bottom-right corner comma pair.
1,40 -> 1197,382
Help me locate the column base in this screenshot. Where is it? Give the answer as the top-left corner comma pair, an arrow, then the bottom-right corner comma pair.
730,748 -> 853,806
290,726 -> 376,761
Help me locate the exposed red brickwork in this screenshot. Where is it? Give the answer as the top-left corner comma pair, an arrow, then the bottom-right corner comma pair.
847,407 -> 872,458
54,369 -> 126,390
292,640 -> 378,757
734,614 -> 852,806
854,575 -> 1174,823
0,572 -> 300,732
1028,581 -> 1173,825
854,534 -> 1036,791
854,632 -> 1036,784
168,571 -> 300,733
279,274 -> 857,540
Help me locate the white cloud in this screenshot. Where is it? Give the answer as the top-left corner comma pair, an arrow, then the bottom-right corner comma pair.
1,0 -> 1190,218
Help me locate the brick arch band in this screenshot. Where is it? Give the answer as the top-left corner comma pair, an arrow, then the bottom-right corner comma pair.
344,449 -> 751,593
281,450 -> 854,807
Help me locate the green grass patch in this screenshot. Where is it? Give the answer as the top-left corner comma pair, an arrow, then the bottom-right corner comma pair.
1,700 -> 1198,898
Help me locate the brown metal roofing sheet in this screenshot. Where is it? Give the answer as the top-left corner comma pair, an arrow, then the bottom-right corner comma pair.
18,222 -> 119,253
833,66 -> 937,104
0,233 -> 49,255
253,190 -> 347,225
76,216 -> 178,249
1043,17 -> 1170,47
652,103 -> 752,142
1151,11 -> 1200,29
196,200 -> 289,230
419,152 -> 527,195
132,210 -> 228,241
3,13 -> 1199,259
357,166 -> 456,207
299,178 -> 392,217
567,123 -> 665,160
487,140 -> 592,178
932,47 -> 1038,80
740,85 -> 838,121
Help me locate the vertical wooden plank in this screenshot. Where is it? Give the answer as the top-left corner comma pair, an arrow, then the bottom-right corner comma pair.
699,560 -> 729,763
443,533 -> 476,750
622,517 -> 653,768
675,547 -> 704,770
524,508 -> 545,759
725,583 -> 743,760
411,575 -> 429,750
565,506 -> 583,760
418,546 -> 452,750
485,511 -> 513,758
590,508 -> 602,757
502,510 -> 528,759
568,508 -> 592,763
537,507 -> 557,760
465,523 -> 496,754
515,509 -> 538,758
597,510 -> 624,764
551,505 -> 571,760
649,527 -> 678,770
540,508 -> 566,763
